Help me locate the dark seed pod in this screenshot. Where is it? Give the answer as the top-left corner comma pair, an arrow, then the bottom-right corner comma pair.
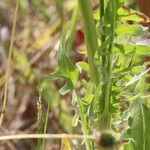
100,132 -> 116,147
94,130 -> 118,150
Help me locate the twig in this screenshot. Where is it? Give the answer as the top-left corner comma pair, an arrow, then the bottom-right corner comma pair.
0,134 -> 94,141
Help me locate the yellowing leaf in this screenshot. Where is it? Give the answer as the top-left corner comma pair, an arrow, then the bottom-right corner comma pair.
60,136 -> 73,150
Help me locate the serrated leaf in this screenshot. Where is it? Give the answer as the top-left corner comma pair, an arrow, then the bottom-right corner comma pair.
44,26 -> 79,95
124,99 -> 150,150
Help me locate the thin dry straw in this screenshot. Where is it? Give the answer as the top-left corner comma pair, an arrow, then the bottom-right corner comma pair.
0,134 -> 95,141
0,0 -> 19,126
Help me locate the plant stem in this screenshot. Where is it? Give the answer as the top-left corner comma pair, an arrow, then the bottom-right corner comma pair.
99,0 -> 116,129
104,0 -> 116,114
78,0 -> 99,85
0,0 -> 19,126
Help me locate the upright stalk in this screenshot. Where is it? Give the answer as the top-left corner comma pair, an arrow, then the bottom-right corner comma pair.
78,0 -> 99,85
99,0 -> 116,129
77,1 -> 99,149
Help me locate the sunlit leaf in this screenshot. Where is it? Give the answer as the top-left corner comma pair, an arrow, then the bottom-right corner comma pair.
116,23 -> 148,36
115,44 -> 150,56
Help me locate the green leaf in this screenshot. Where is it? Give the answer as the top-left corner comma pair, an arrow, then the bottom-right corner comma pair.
46,71 -> 61,80
92,82 -> 102,113
59,81 -> 73,95
58,25 -> 79,87
124,99 -> 150,150
115,44 -> 150,56
124,141 -> 134,150
82,82 -> 95,105
76,62 -> 89,72
134,76 -> 148,94
116,24 -> 148,36
45,26 -> 79,95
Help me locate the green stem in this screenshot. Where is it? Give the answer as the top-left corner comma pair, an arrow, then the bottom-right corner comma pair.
104,0 -> 116,114
78,0 -> 99,85
99,0 -> 116,129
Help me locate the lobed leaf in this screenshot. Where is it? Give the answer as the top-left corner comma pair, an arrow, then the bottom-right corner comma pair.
45,26 -> 79,94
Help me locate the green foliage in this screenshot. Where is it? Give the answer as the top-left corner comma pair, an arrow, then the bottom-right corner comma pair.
43,0 -> 150,149
124,99 -> 150,150
46,25 -> 79,94
124,141 -> 134,150
116,24 -> 147,36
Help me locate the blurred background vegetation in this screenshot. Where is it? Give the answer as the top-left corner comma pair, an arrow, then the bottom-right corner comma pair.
0,0 -> 150,149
